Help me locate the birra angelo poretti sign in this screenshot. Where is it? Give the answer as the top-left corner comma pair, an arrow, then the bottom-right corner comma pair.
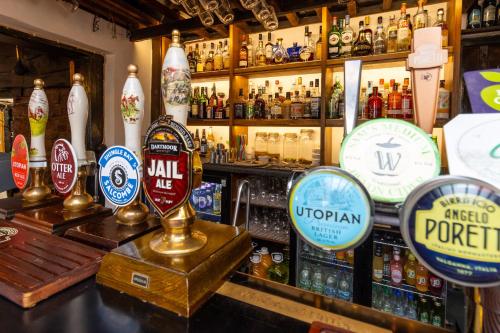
142,116 -> 194,217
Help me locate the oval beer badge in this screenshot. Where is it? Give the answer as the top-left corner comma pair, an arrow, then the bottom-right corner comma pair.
288,167 -> 374,251
99,146 -> 140,207
51,139 -> 77,194
11,134 -> 29,190
401,176 -> 500,287
340,118 -> 441,203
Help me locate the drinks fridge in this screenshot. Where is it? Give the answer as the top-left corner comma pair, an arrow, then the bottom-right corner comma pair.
190,170 -> 231,224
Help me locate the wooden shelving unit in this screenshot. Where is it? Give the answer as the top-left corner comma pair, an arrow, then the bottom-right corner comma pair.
185,2 -> 458,165
325,118 -> 449,128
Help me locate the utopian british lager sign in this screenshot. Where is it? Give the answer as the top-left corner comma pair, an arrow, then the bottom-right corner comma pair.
99,146 -> 140,207
340,118 -> 440,203
288,167 -> 374,251
400,176 -> 500,287
51,138 -> 77,194
143,116 -> 194,217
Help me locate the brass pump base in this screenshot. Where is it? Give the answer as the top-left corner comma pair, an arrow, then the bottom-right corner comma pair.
22,167 -> 51,202
149,202 -> 207,255
63,166 -> 93,212
116,199 -> 149,226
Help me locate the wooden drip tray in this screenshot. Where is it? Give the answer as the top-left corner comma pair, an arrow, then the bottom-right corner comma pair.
11,203 -> 113,235
0,221 -> 104,308
0,195 -> 62,219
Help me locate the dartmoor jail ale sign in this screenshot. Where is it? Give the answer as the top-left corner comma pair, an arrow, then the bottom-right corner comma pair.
401,176 -> 500,287
288,167 -> 374,251
143,116 -> 194,217
51,139 -> 77,194
340,119 -> 440,203
99,146 -> 140,207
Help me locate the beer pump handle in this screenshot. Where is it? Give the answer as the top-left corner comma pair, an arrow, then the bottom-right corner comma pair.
121,64 -> 145,163
67,73 -> 89,165
28,79 -> 49,164
406,27 -> 448,134
343,60 -> 362,138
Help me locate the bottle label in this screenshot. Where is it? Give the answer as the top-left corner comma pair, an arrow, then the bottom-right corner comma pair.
341,31 -> 353,44
420,312 -> 429,324
469,9 -> 481,25
191,104 -> 199,116
329,47 -> 339,54
373,269 -> 383,280
417,276 -> 427,286
407,269 -> 416,279
397,28 -> 409,41
430,277 -> 442,288
299,49 -> 312,61
329,34 -> 340,46
438,91 -> 450,109
484,6 -> 496,23
432,315 -> 442,327
274,50 -> 284,63
265,46 -> 273,59
324,286 -> 336,297
338,290 -> 351,301
391,269 -> 402,283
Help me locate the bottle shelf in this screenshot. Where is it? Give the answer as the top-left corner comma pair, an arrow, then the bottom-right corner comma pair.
462,26 -> 500,39
233,119 -> 321,127
325,118 -> 449,128
234,60 -> 321,76
234,196 -> 287,210
326,47 -> 453,69
248,223 -> 289,245
373,278 -> 445,300
187,118 -> 230,126
300,252 -> 353,270
191,69 -> 230,80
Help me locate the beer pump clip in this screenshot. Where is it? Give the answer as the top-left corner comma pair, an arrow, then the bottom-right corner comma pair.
406,27 -> 448,134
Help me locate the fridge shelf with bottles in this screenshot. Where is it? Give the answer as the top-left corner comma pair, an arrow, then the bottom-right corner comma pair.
373,278 -> 446,300
233,119 -> 321,127
373,239 -> 409,250
234,197 -> 287,210
187,118 -> 230,126
234,60 -> 322,77
249,224 -> 289,245
300,252 -> 354,271
191,69 -> 230,80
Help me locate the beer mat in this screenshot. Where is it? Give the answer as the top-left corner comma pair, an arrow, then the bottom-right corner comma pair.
309,322 -> 355,333
0,221 -> 104,308
463,68 -> 500,113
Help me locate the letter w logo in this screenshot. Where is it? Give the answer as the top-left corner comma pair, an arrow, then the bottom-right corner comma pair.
373,151 -> 401,176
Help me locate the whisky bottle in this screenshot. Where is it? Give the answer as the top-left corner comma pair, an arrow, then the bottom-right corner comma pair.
387,83 -> 402,118
290,91 -> 304,119
433,9 -> 449,47
352,21 -> 371,56
254,88 -> 266,119
196,44 -> 204,72
341,15 -> 354,57
255,34 -> 266,66
223,40 -> 230,69
328,16 -> 342,59
198,87 -> 207,119
194,129 -> 201,151
214,42 -> 223,70
401,84 -> 413,119
364,16 -> 373,47
201,43 -> 208,70
187,46 -> 195,73
316,26 -> 323,60
483,0 -> 497,27
271,93 -> 282,119
246,92 -> 255,119
273,38 -> 288,64
311,79 -> 321,119
191,87 -> 200,118
247,37 -> 254,67
239,37 -> 248,68
397,3 -> 410,51
413,0 -> 427,30
303,90 -> 312,118
373,16 -> 386,55
300,26 -> 314,61
281,92 -> 292,119
207,83 -> 218,119
205,43 -> 215,71
265,32 -> 274,64
386,15 -> 398,53
200,129 -> 208,157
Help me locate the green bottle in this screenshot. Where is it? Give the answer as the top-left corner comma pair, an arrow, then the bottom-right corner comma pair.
328,16 -> 342,59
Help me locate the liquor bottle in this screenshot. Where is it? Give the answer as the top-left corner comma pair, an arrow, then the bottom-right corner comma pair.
205,42 -> 215,71
207,126 -> 215,150
373,244 -> 384,282
373,16 -> 386,55
402,84 -> 413,119
328,16 -> 342,59
265,32 -> 274,64
234,88 -> 247,119
359,87 -> 368,118
198,87 -> 207,119
352,21 -> 372,56
207,83 -> 218,119
254,88 -> 266,119
387,83 -> 402,118
200,129 -> 208,157
324,273 -> 338,298
196,44 -> 204,72
437,80 -> 450,119
223,40 -> 230,69
416,263 -> 429,292
367,86 -> 383,118
413,0 -> 427,30
246,92 -> 255,119
201,43 -> 208,70
303,90 -> 312,118
431,299 -> 444,327
281,92 -> 292,119
483,0 -> 497,27
387,15 -> 398,53
397,3 -> 411,51
288,42 -> 301,62
393,290 -> 405,316
341,15 -> 354,57
290,91 -> 304,119
239,37 -> 248,68
328,79 -> 343,119
260,247 -> 272,270
390,247 -> 403,287
364,16 -> 373,47
467,0 -> 482,29
273,38 -> 288,64
247,37 -> 254,67
429,273 -> 444,296
298,265 -> 312,290
433,9 -> 449,47
213,183 -> 221,215
316,26 -> 323,60
191,87 -> 199,118
496,1 -> 500,25
300,26 -> 314,61
271,93 -> 282,119
187,46 -> 195,73
255,34 -> 266,66
214,41 -> 223,70
267,253 -> 289,284
407,14 -> 413,39
406,293 -> 418,320
404,253 -> 417,286
311,79 -> 321,119
194,129 -> 201,151
338,269 -> 352,301
418,297 -> 430,324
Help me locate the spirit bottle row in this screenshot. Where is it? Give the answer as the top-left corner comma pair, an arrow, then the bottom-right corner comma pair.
328,2 -> 448,58
190,84 -> 230,119
467,0 -> 500,29
186,40 -> 231,73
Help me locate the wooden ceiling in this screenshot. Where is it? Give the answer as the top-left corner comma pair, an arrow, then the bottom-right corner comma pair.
63,0 -> 438,42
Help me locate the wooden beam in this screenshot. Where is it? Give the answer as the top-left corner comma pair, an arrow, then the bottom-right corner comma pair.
137,0 -> 180,21
98,0 -> 158,26
211,25 -> 229,38
382,0 -> 392,10
315,8 -> 322,18
66,0 -> 132,28
347,0 -> 357,17
193,28 -> 210,39
285,13 -> 300,27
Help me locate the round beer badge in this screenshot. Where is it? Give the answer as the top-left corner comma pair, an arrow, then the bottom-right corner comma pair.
288,167 -> 374,251
340,119 -> 441,203
99,146 -> 140,207
11,134 -> 29,189
51,139 -> 77,194
401,176 -> 500,287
